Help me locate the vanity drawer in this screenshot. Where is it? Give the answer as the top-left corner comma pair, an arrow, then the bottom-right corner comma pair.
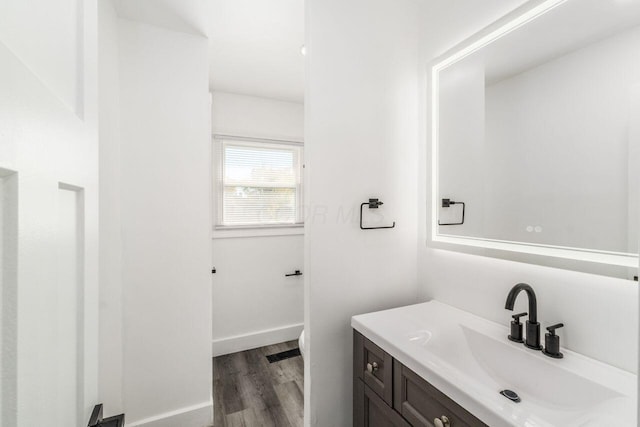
354,331 -> 393,405
393,361 -> 487,427
355,379 -> 411,427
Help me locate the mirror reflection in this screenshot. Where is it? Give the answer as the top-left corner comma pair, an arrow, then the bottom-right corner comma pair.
435,0 -> 640,279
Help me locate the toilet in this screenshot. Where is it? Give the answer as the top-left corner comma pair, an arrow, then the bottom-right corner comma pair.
298,330 -> 305,359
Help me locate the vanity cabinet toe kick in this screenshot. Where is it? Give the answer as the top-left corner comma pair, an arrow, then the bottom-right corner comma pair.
354,330 -> 487,427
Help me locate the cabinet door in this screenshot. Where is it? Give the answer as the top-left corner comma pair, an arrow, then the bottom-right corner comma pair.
354,331 -> 393,405
355,379 -> 411,427
393,361 -> 487,427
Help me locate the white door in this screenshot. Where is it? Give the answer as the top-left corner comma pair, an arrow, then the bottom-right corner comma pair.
0,1 -> 99,425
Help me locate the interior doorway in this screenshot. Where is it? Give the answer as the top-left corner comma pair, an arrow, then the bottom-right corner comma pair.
208,1 -> 305,425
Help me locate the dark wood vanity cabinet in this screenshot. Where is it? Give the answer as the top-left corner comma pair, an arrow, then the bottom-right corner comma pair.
355,331 -> 394,406
356,379 -> 411,427
354,331 -> 487,427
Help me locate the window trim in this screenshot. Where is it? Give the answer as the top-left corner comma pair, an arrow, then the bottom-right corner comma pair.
213,134 -> 304,233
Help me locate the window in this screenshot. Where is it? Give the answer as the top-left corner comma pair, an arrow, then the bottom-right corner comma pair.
215,136 -> 303,227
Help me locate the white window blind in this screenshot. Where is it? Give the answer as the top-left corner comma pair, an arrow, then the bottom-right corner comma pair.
216,137 -> 303,227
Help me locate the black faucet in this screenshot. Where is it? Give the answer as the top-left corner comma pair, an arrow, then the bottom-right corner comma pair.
505,283 -> 542,350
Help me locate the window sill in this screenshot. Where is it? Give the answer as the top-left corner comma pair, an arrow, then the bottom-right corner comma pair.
212,224 -> 304,239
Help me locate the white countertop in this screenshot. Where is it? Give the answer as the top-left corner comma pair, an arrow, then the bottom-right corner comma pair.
352,300 -> 637,427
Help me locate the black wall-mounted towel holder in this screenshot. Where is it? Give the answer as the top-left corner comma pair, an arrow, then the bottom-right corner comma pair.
360,198 -> 396,230
438,198 -> 465,226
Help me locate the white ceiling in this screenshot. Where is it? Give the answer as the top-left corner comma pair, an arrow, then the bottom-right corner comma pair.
113,0 -> 209,36
208,0 -> 304,103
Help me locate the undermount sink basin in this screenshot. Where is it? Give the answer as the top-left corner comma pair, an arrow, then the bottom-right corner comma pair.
352,300 -> 637,427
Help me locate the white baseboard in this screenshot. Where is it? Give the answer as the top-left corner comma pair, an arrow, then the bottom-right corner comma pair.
212,323 -> 304,356
126,401 -> 212,427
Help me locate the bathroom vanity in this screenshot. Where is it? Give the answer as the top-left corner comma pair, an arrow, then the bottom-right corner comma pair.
354,330 -> 486,427
352,301 -> 637,427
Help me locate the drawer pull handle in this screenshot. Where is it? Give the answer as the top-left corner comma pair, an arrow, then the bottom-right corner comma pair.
366,362 -> 379,373
434,415 -> 450,427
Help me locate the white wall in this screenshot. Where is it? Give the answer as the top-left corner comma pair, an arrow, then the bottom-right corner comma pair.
418,1 -> 638,375
0,0 -> 81,112
305,0 -> 420,424
118,19 -> 212,427
98,13 -> 213,426
98,0 -> 124,415
212,91 -> 304,141
212,235 -> 304,355
211,92 -> 304,355
630,84 -> 640,257
0,0 -> 99,425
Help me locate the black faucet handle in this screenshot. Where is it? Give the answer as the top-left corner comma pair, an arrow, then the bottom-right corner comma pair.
546,323 -> 564,335
511,312 -> 527,323
508,312 -> 527,344
543,323 -> 564,359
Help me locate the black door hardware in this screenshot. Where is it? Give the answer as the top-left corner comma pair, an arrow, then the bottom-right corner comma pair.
360,198 -> 396,230
285,270 -> 303,277
88,404 -> 125,427
212,267 -> 216,274
438,198 -> 465,226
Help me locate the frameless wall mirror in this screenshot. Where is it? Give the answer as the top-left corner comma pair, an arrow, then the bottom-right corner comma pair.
431,0 -> 640,280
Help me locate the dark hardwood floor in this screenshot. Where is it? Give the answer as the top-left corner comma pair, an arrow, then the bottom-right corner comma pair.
213,340 -> 304,427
